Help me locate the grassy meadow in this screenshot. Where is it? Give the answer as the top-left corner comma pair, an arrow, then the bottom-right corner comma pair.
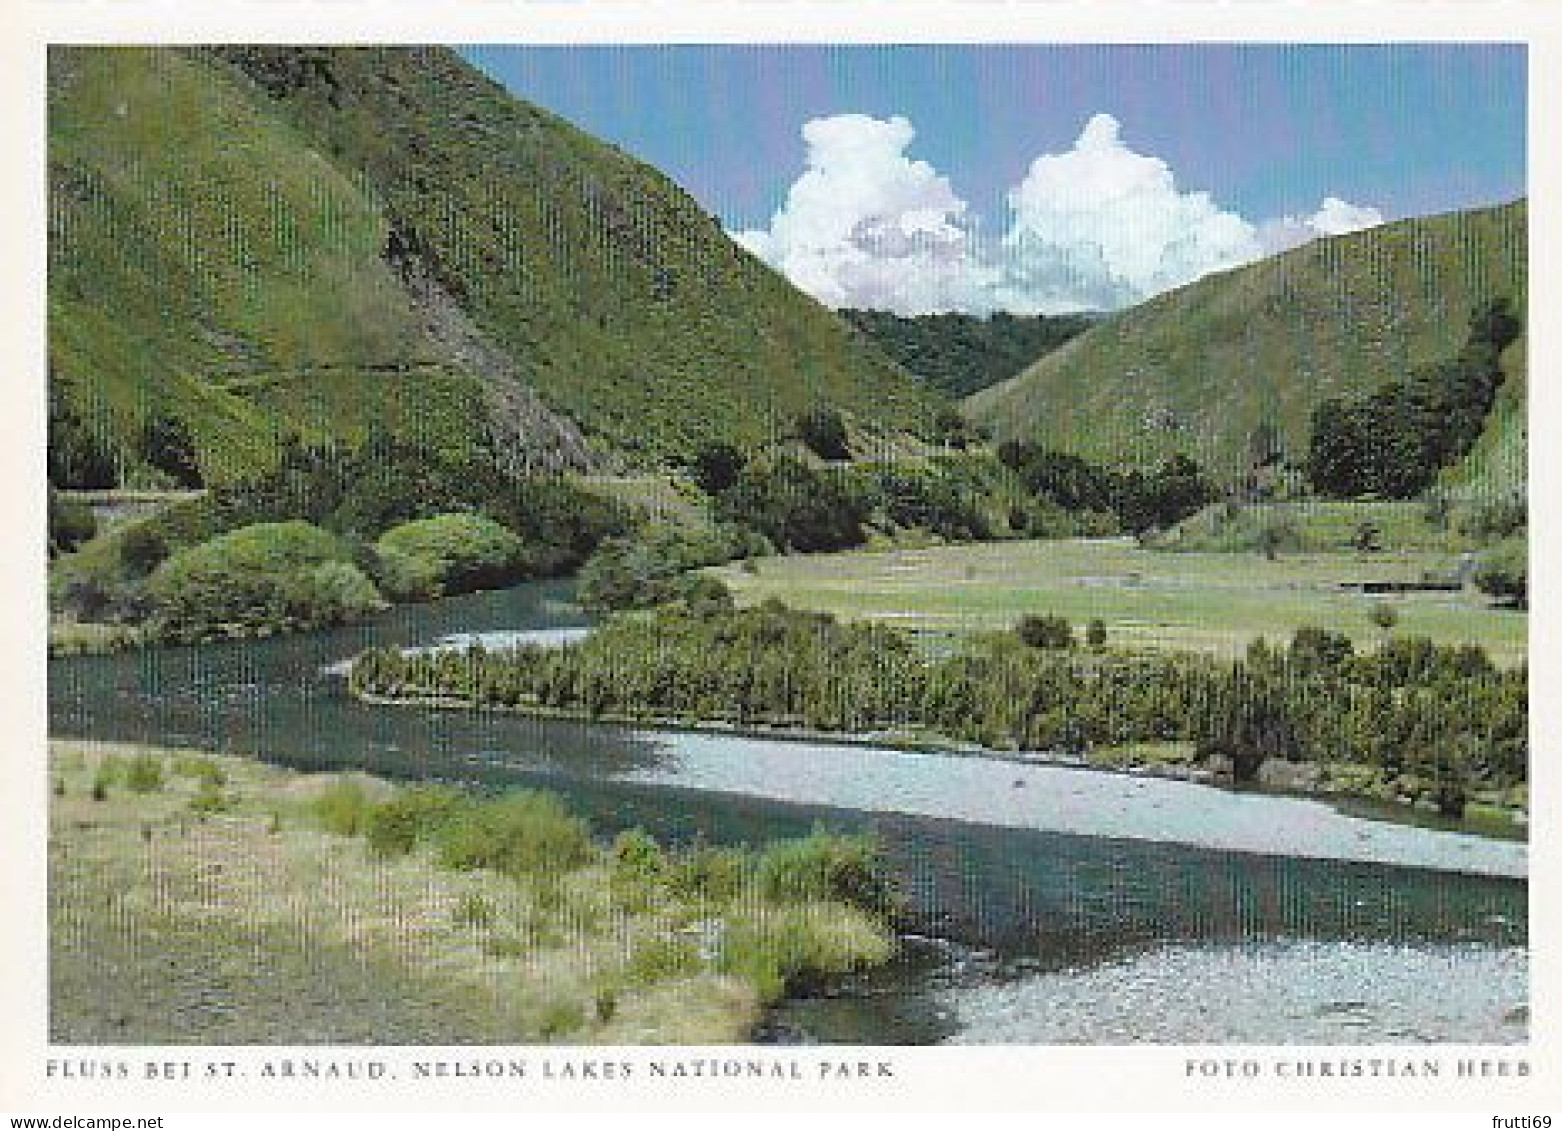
49,741 -> 894,1044
708,536 -> 1526,666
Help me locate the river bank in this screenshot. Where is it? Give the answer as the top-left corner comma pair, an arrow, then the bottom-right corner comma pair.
345,677 -> 1528,844
47,576 -> 1529,1043
48,740 -> 896,1045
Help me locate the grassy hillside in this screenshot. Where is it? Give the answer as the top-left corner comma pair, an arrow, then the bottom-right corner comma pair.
966,201 -> 1527,482
48,46 -> 940,484
1447,334 -> 1526,502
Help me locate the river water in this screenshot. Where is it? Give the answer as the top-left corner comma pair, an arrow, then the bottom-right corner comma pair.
48,581 -> 1528,1044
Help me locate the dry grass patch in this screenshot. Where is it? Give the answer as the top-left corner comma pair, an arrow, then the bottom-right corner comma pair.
49,741 -> 894,1045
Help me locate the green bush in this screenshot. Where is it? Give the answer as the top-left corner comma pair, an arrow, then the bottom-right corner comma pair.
717,903 -> 895,1005
374,513 -> 529,601
47,488 -> 97,557
91,756 -> 121,799
611,828 -> 667,882
364,786 -> 466,858
714,456 -> 871,552
1016,614 -> 1074,650
1369,602 -> 1400,630
123,753 -> 165,793
1289,626 -> 1355,673
188,778 -> 234,815
577,525 -> 759,613
434,791 -> 594,877
1476,536 -> 1527,608
171,755 -> 226,787
1086,619 -> 1108,650
796,406 -> 851,461
146,520 -> 386,642
311,780 -> 372,837
622,935 -> 702,986
667,845 -> 750,906
754,829 -> 895,914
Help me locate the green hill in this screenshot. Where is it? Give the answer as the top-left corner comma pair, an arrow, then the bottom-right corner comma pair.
965,201 -> 1526,484
47,46 -> 940,485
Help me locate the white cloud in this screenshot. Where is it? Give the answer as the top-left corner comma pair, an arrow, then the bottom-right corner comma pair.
995,113 -> 1262,312
1257,195 -> 1386,255
733,114 -> 994,314
736,112 -> 1384,315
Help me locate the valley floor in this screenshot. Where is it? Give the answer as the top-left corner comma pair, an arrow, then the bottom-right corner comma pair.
707,537 -> 1526,666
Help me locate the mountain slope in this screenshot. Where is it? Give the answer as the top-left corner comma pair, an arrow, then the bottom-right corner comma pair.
965,200 -> 1527,482
47,46 -> 940,484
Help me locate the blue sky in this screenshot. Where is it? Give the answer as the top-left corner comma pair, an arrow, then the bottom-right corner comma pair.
462,44 -> 1525,313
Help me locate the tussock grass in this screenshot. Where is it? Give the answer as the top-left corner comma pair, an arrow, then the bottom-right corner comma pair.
49,741 -> 896,1044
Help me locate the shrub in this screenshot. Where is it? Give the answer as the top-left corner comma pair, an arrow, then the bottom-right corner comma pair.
434,791 -> 594,877
363,786 -> 466,858
1369,602 -> 1400,631
796,407 -> 851,461
1086,618 -> 1108,650
48,488 -> 97,557
139,414 -> 203,488
172,755 -> 226,788
1458,492 -> 1526,539
714,457 -> 870,552
1195,679 -> 1300,782
1256,521 -> 1299,560
374,513 -> 530,601
754,829 -> 895,914
117,525 -> 169,577
289,561 -> 387,625
537,998 -> 586,1040
369,544 -> 439,603
688,441 -> 745,496
717,903 -> 895,1005
612,828 -> 667,882
667,845 -> 750,906
188,778 -> 233,815
577,526 -> 757,613
622,935 -> 702,986
1476,536 -> 1527,608
1289,626 -> 1355,673
1016,614 -> 1074,650
123,753 -> 165,793
312,780 -> 372,837
146,520 -> 386,641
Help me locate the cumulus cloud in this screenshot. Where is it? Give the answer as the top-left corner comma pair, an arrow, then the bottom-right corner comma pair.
995,113 -> 1262,312
736,112 -> 1384,314
733,114 -> 995,314
1257,195 -> 1387,255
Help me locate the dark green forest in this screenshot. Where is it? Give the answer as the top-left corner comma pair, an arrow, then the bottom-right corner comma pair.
844,309 -> 1094,398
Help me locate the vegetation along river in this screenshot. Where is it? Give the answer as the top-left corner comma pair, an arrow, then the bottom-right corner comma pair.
49,580 -> 1527,1044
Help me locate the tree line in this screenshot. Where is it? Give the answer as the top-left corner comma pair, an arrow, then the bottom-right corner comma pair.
842,309 -> 1095,399
1307,297 -> 1522,500
350,603 -> 1526,816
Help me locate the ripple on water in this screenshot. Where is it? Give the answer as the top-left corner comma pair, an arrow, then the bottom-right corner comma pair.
941,941 -> 1527,1044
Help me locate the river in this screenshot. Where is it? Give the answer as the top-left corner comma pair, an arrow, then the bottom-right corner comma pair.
48,580 -> 1528,1044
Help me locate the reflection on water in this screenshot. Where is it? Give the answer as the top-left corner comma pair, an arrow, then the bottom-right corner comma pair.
50,582 -> 666,778
48,580 -> 1529,1044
